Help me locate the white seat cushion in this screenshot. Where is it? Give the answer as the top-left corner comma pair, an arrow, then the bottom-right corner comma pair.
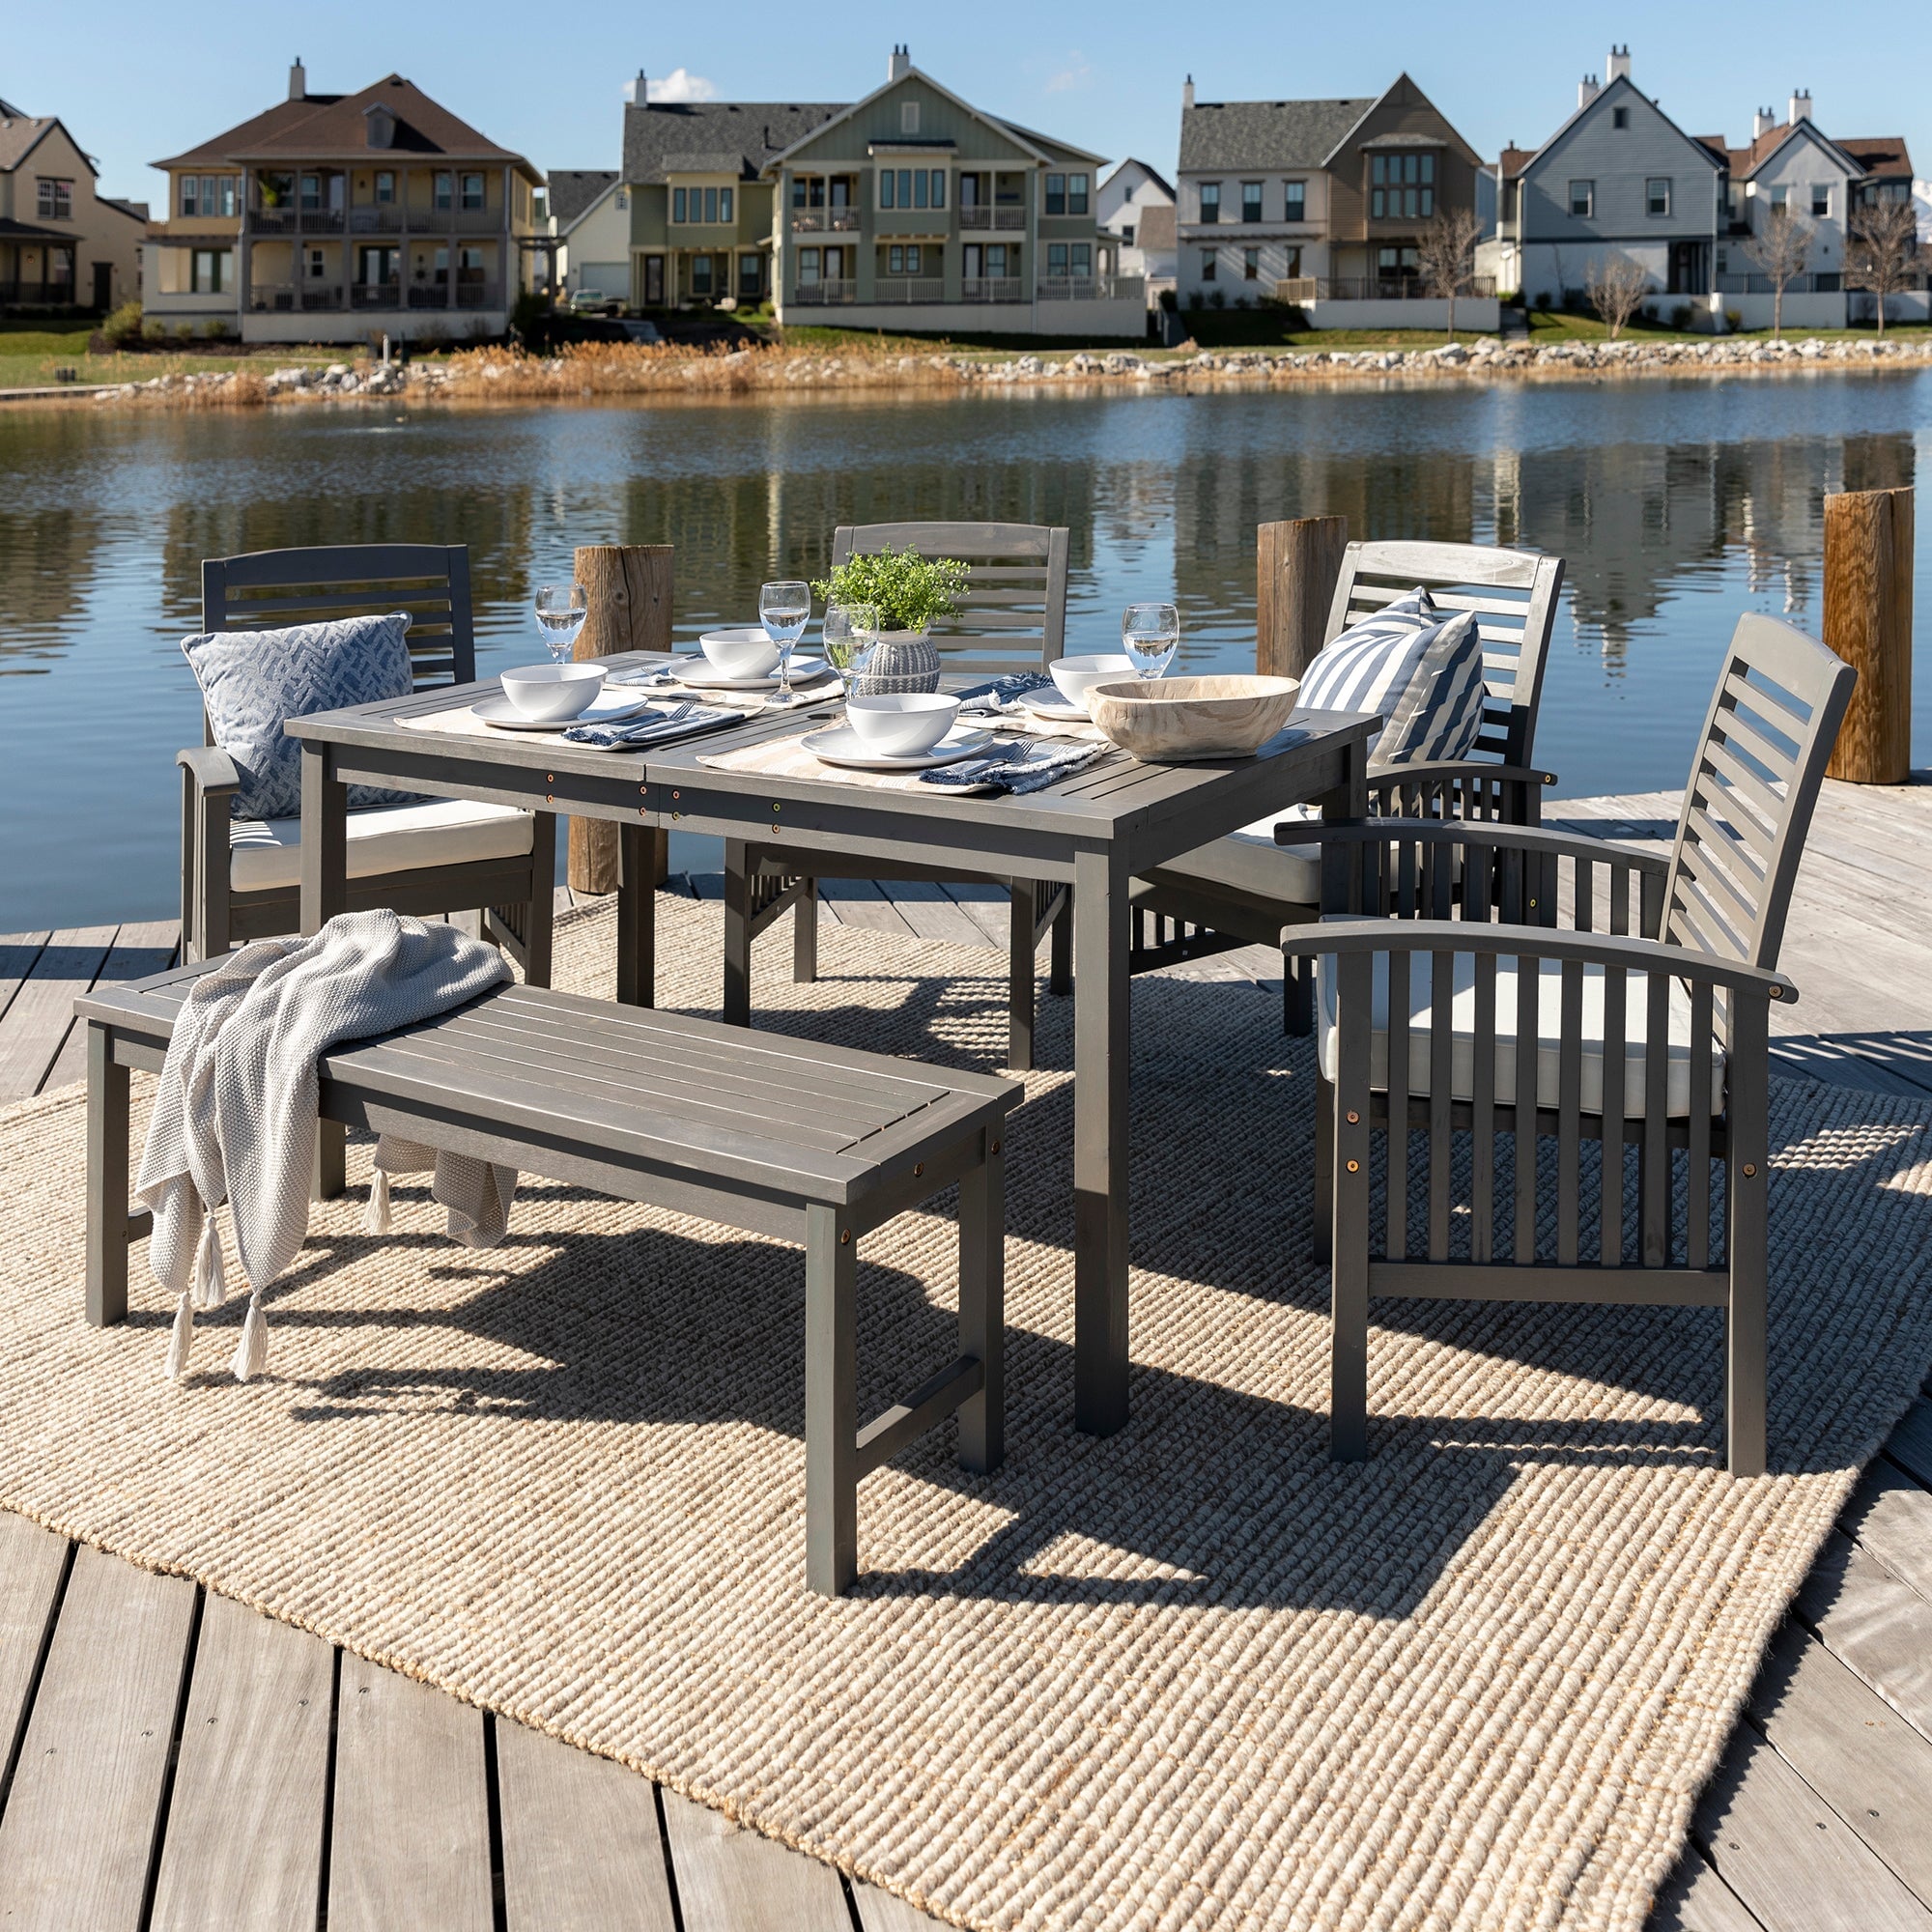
1317,948 -> 1725,1119
231,798 -> 536,894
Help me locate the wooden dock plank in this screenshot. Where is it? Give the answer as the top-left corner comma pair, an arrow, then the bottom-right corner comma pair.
0,1518 -> 68,1788
938,881 -> 1010,948
494,1717 -> 676,1932
0,926 -> 117,1104
1797,1535 -> 1932,1743
1882,1397 -> 1932,1486
659,1788 -> 849,1932
1649,1849 -> 1771,1932
0,1545 -> 196,1931
878,879 -> 1005,952
147,1591 -> 331,1932
1691,1722 -> 1932,1931
327,1652 -> 493,1932
40,920 -> 181,1094
1838,1458 -> 1932,1606
817,878 -> 920,940
0,934 -> 50,1032
853,1879 -> 949,1930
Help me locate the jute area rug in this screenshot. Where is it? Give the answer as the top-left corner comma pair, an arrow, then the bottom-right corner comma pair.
4,895 -> 1931,1932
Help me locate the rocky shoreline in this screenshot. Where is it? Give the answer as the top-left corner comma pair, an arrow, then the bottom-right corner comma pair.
72,328 -> 1932,409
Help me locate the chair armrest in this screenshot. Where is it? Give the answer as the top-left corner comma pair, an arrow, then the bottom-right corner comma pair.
1365,759 -> 1558,795
1280,917 -> 1798,1008
1283,815 -> 1668,881
177,744 -> 242,797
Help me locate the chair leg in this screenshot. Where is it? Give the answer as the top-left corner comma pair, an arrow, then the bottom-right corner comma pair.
793,877 -> 819,984
1007,882 -> 1037,1073
1330,962 -> 1374,1461
1284,955 -> 1314,1036
523,810 -> 556,988
86,1024 -> 130,1328
804,1202 -> 858,1597
723,840 -> 752,1027
1725,1029 -> 1770,1478
1313,1073 -> 1334,1264
1048,887 -> 1073,996
956,1137 -> 1006,1474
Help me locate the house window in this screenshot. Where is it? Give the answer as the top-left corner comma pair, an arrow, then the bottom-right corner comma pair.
1067,172 -> 1089,214
798,246 -> 821,285
1613,106 -> 1630,129
1120,223 -> 1135,246
1370,154 -> 1435,219
375,172 -> 395,206
1243,246 -> 1260,279
179,177 -> 197,216
702,187 -> 717,222
1240,181 -> 1263,223
1284,180 -> 1305,221
721,186 -> 733,221
1047,242 -> 1067,275
1570,179 -> 1595,217
1199,181 -> 1220,223
189,247 -> 231,293
1200,248 -> 1217,281
901,101 -> 920,135
1646,178 -> 1671,216
1811,184 -> 1830,216
672,188 -> 684,221
1045,174 -> 1065,215
36,178 -> 73,221
306,246 -> 328,279
691,254 -> 713,297
1284,243 -> 1302,276
888,243 -> 923,273
434,172 -> 453,210
1071,242 -> 1091,276
739,253 -> 760,297
1769,184 -> 1788,210
461,173 -> 485,211
457,245 -> 485,283
299,174 -> 322,211
880,169 -> 943,210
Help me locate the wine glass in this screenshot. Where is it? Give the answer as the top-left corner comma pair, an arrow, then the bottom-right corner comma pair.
533,583 -> 588,667
1122,602 -> 1179,681
822,602 -> 880,702
759,579 -> 813,707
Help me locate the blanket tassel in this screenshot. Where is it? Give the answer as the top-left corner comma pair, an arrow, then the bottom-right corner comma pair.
165,1293 -> 193,1381
192,1214 -> 227,1312
232,1290 -> 269,1382
364,1167 -> 392,1236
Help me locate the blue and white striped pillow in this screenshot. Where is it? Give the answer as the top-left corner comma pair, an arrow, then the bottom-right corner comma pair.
1299,590 -> 1486,764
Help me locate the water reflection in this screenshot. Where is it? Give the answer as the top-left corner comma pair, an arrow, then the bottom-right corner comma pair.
0,376 -> 1925,926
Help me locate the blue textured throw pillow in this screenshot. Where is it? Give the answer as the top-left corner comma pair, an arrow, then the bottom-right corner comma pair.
1298,589 -> 1487,764
183,614 -> 423,822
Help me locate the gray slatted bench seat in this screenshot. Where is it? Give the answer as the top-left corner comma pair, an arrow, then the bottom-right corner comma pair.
77,965 -> 1019,1596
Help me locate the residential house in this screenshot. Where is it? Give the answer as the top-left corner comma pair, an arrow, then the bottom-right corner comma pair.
620,87 -> 841,310
1494,48 -> 1723,318
547,169 -> 625,302
1097,157 -> 1176,302
145,62 -> 544,343
1175,72 -> 1494,329
764,47 -> 1140,338
0,97 -> 146,312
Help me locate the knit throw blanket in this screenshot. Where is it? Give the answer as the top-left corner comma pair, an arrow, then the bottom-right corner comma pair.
136,911 -> 517,1382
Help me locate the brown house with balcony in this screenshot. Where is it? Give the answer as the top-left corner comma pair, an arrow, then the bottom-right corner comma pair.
0,99 -> 146,313
146,62 -> 543,343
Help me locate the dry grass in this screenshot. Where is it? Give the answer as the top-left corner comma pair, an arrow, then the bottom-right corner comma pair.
432,338 -> 969,399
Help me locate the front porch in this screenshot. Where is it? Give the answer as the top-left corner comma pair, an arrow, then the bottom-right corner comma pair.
0,226 -> 78,314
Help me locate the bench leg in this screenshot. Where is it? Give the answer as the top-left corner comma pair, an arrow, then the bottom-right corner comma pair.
1007,882 -> 1037,1073
956,1137 -> 1006,1474
793,877 -> 819,984
616,821 -> 655,1009
86,1024 -> 130,1327
723,840 -> 752,1028
314,1122 -> 347,1202
805,1202 -> 857,1596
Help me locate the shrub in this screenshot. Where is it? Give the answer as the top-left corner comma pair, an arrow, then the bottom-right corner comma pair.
1208,287 -> 1226,309
1185,290 -> 1204,312
98,299 -> 144,348
509,290 -> 548,338
199,318 -> 230,341
811,547 -> 969,633
1157,287 -> 1177,312
140,319 -> 167,344
1641,300 -> 1660,323
1534,290 -> 1552,311
415,322 -> 452,354
1725,308 -> 1742,331
1670,303 -> 1692,330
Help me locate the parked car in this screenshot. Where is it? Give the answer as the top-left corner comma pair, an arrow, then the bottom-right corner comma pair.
564,289 -> 622,317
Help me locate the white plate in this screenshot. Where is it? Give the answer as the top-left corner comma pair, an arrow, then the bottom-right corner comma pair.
473,691 -> 658,732
668,654 -> 831,692
1022,692 -> 1094,724
802,723 -> 994,771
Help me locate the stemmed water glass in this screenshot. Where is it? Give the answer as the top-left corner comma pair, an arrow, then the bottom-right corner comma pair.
822,602 -> 880,704
1122,602 -> 1180,681
533,583 -> 588,667
759,579 -> 813,707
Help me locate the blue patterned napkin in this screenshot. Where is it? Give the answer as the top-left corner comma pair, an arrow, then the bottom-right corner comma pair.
956,671 -> 1057,714
920,738 -> 1108,794
561,703 -> 741,750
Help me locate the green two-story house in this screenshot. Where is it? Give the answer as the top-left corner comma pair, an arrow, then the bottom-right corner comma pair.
767,49 -> 1141,338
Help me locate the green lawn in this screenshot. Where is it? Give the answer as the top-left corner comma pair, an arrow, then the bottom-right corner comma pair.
0,321 -> 345,391
1524,308 -> 1932,346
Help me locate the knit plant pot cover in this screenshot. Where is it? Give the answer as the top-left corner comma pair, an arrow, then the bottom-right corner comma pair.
855,631 -> 942,696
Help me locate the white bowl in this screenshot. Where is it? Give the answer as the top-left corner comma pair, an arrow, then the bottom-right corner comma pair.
845,693 -> 961,757
498,662 -> 606,723
1050,653 -> 1135,712
699,627 -> 781,678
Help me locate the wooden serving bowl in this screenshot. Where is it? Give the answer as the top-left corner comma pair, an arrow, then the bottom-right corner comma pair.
1086,674 -> 1301,761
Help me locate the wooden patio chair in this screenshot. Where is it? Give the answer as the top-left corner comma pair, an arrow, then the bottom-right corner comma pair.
1130,540 -> 1566,1029
179,544 -> 554,982
1283,612 -> 1854,1476
731,521 -> 1073,1068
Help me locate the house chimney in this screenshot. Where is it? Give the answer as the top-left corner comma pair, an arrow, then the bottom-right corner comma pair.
289,57 -> 306,101
1753,105 -> 1776,140
888,44 -> 912,81
1577,74 -> 1600,109
1789,88 -> 1812,125
634,69 -> 647,104
1182,74 -> 1196,110
1605,44 -> 1632,83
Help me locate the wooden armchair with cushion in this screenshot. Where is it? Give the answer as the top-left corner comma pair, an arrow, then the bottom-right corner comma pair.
1284,612 -> 1854,1475
179,543 -> 554,981
729,521 -> 1073,1068
1130,540 -> 1565,1028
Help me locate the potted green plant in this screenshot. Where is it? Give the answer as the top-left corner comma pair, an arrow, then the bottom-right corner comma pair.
810,547 -> 970,693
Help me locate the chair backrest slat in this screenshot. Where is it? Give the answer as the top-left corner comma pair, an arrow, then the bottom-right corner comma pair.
831,521 -> 1069,675
201,545 -> 476,732
1324,539 -> 1565,768
1662,611 -> 1856,971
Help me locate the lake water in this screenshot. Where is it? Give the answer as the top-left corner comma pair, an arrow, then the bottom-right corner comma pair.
2,373 -> 1927,929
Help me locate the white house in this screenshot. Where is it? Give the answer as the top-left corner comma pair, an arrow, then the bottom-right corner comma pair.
1096,158 -> 1175,302
548,169 -> 626,301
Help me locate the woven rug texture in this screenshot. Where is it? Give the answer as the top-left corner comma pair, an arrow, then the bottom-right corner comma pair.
3,895 -> 1931,1932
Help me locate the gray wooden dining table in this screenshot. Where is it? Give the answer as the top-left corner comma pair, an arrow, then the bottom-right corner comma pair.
286,659 -> 1376,1436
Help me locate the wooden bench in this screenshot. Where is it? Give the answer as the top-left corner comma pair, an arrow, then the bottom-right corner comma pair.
77,966 -> 1020,1596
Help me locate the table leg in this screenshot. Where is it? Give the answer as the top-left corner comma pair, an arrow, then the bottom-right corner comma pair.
1072,846 -> 1130,1435
723,839 -> 752,1027
956,1136 -> 1005,1473
300,745 -> 349,1200
615,821 -> 655,1009
805,1201 -> 858,1596
86,1024 -> 129,1327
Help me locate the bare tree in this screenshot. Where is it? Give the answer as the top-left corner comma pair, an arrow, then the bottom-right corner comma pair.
1415,207 -> 1484,336
1742,205 -> 1811,338
1845,195 -> 1922,337
1585,253 -> 1649,339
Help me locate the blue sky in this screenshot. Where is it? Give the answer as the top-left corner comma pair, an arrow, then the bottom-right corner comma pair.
10,1 -> 1927,209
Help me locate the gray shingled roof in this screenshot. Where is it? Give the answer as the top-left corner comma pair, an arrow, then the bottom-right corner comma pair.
547,168 -> 618,227
1178,98 -> 1372,173
622,100 -> 843,185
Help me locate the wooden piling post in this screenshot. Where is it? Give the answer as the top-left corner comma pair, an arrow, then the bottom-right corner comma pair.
570,544 -> 673,893
1258,516 -> 1349,681
1823,488 -> 1913,784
